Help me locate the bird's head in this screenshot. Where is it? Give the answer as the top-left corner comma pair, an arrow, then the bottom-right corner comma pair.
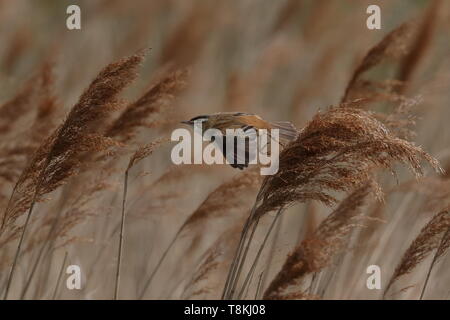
181,115 -> 210,127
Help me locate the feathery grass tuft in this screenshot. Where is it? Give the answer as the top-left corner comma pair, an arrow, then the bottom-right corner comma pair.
2,51 -> 145,299
263,182 -> 375,299
224,102 -> 441,299
384,208 -> 450,298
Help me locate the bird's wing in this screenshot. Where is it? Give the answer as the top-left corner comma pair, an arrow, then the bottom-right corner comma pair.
212,125 -> 258,169
271,121 -> 298,142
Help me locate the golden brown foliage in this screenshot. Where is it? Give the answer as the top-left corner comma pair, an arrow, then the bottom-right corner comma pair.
0,74 -> 35,135
254,104 -> 441,220
1,0 -> 450,300
107,69 -> 188,142
0,62 -> 59,183
1,51 -> 145,232
185,168 -> 263,227
384,209 -> 450,296
263,182 -> 374,299
127,138 -> 169,171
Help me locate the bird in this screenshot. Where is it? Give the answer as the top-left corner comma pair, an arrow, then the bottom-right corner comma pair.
181,112 -> 298,169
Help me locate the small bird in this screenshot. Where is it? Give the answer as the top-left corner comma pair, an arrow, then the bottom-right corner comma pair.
181,112 -> 298,169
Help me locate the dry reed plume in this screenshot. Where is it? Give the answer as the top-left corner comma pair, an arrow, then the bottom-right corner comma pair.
223,103 -> 441,299
1,51 -> 145,232
263,182 -> 375,299
255,105 -> 440,217
384,208 -> 450,298
140,168 -> 263,298
2,51 -> 145,299
107,68 -> 189,142
0,62 -> 59,184
1,0 -> 449,301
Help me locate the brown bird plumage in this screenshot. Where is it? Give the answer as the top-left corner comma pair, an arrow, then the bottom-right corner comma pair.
181,112 -> 298,169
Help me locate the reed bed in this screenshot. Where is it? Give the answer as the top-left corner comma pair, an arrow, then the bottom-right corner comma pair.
1,0 -> 449,300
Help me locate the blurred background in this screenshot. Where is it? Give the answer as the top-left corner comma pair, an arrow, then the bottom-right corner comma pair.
0,0 -> 450,299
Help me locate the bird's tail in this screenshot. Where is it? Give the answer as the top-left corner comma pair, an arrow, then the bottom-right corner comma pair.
271,121 -> 298,142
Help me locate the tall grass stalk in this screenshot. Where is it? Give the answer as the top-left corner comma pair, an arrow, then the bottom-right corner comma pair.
52,251 -> 68,299
420,228 -> 450,299
117,140 -> 165,299
3,148 -> 54,299
237,209 -> 282,299
114,170 -> 129,300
